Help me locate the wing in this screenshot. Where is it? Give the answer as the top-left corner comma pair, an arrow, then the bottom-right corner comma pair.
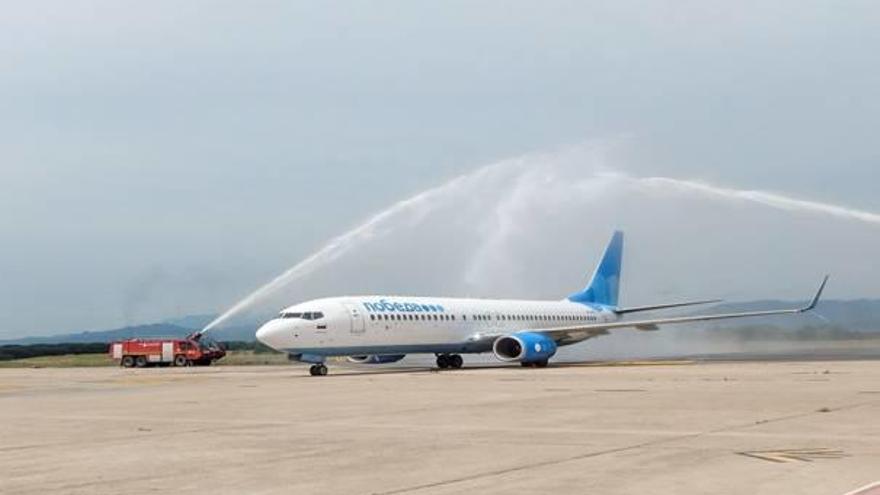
543,276 -> 829,345
614,299 -> 722,315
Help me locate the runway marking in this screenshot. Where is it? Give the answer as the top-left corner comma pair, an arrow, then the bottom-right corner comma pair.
374,400 -> 877,495
738,448 -> 848,463
843,482 -> 880,495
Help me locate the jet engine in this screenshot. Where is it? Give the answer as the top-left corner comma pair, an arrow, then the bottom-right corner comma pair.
493,332 -> 557,365
347,355 -> 406,364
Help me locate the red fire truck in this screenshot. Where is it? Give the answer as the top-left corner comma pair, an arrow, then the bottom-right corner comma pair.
109,333 -> 226,368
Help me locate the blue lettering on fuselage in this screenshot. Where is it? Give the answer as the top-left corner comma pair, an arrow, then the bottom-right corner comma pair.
363,300 -> 446,313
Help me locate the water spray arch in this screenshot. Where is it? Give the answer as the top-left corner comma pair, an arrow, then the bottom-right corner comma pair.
202,146 -> 880,334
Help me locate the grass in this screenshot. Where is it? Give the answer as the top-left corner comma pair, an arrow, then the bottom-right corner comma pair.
215,351 -> 290,366
0,353 -> 116,368
0,351 -> 291,368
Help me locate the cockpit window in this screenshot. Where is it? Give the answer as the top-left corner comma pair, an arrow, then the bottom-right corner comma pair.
280,312 -> 302,319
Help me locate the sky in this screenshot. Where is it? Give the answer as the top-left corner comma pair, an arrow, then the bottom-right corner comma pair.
2,1 -> 879,338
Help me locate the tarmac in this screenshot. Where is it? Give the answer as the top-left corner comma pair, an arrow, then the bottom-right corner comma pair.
2,359 -> 879,495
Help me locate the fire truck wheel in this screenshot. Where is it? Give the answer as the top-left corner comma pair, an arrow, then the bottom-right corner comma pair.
174,355 -> 188,367
121,356 -> 135,368
135,355 -> 147,368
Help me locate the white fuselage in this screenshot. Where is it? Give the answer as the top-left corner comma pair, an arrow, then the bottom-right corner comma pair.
255,296 -> 617,358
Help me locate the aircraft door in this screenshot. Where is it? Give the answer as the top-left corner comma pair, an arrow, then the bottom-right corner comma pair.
491,311 -> 501,329
343,302 -> 366,335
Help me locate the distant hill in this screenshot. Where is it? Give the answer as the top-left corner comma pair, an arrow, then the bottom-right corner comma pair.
2,299 -> 879,346
1,323 -> 196,345
0,320 -> 258,345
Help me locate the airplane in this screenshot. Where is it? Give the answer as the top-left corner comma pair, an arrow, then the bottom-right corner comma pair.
255,231 -> 828,376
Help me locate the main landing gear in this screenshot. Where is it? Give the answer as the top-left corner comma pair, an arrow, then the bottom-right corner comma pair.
520,359 -> 549,368
436,354 -> 463,370
309,364 -> 328,376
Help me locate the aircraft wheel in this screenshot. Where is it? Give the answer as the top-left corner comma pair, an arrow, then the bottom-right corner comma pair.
135,356 -> 147,368
535,359 -> 549,368
310,364 -> 328,376
436,354 -> 450,369
121,356 -> 135,368
448,354 -> 463,369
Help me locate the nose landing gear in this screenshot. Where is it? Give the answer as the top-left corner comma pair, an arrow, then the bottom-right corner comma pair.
436,354 -> 463,370
309,364 -> 328,376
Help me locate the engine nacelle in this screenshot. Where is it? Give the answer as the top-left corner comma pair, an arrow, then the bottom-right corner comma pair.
347,354 -> 406,364
493,332 -> 557,364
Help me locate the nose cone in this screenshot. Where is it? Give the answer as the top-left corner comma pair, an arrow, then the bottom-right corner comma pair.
255,320 -> 288,351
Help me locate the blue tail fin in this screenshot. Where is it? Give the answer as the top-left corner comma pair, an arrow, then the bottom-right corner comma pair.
568,231 -> 624,307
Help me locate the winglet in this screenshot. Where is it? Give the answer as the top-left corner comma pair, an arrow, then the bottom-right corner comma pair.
800,275 -> 829,313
